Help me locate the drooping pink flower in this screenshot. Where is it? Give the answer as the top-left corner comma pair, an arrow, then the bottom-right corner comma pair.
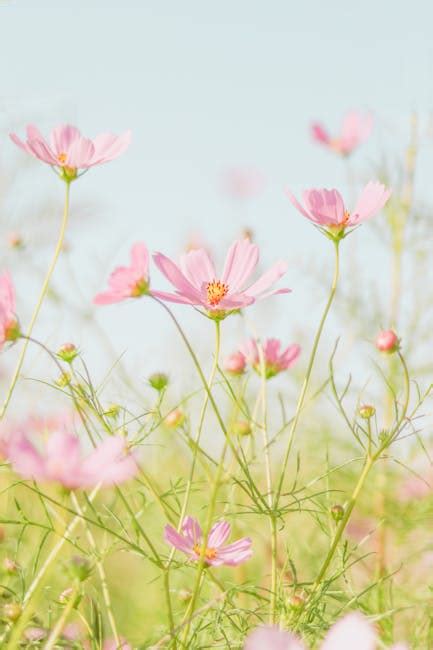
240,338 -> 300,379
0,272 -> 20,349
7,430 -> 137,489
244,612 -> 407,650
375,329 -> 399,353
286,182 -> 391,234
224,351 -> 247,375
10,124 -> 131,179
153,239 -> 290,317
164,515 -> 252,567
222,167 -> 266,200
311,111 -> 373,156
94,243 -> 150,305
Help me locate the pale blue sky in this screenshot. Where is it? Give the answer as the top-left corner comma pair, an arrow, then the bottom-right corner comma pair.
1,1 -> 433,407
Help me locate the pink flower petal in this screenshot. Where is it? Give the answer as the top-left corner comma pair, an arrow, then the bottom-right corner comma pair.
244,261 -> 288,299
321,613 -> 377,650
207,520 -> 231,548
153,253 -> 202,300
179,249 -> 216,289
49,124 -> 81,156
181,516 -> 202,545
221,239 -> 259,290
164,525 -> 194,556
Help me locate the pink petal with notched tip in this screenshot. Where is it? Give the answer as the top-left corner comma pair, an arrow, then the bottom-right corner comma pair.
179,249 -> 216,288
244,260 -> 289,299
207,520 -> 231,548
9,133 -> 33,155
153,253 -> 202,301
286,189 -> 316,222
67,136 -> 96,168
164,525 -> 195,555
49,125 -> 81,156
244,626 -> 305,650
321,612 -> 377,650
303,188 -> 346,225
351,181 -> 391,224
91,130 -> 132,164
216,537 -> 253,565
182,516 -> 203,545
221,239 -> 259,291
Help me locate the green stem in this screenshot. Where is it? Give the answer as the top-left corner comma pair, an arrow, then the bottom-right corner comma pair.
275,239 -> 340,504
43,580 -> 80,650
1,181 -> 71,419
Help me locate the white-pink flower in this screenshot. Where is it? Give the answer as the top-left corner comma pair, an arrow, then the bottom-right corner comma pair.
240,338 -> 301,378
94,243 -> 150,305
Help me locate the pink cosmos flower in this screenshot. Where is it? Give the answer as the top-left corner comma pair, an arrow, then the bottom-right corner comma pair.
0,272 -> 20,349
375,329 -> 399,353
311,111 -> 373,156
286,182 -> 391,234
222,167 -> 266,200
240,338 -> 301,379
224,351 -> 247,375
244,612 -> 407,650
94,243 -> 150,305
7,430 -> 137,489
10,124 -> 131,179
164,515 -> 252,566
153,239 -> 290,316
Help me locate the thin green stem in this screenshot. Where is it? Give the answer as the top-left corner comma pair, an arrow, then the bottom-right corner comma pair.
43,580 -> 80,650
1,181 -> 71,419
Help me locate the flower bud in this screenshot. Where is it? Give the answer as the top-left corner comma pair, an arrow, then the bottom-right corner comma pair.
3,602 -> 22,621
149,372 -> 169,391
288,593 -> 305,610
4,319 -> 21,343
3,558 -> 18,574
164,408 -> 185,429
105,404 -> 121,419
331,504 -> 344,522
59,587 -> 74,604
24,627 -> 46,642
68,556 -> 92,582
7,233 -> 24,250
224,352 -> 246,375
375,330 -> 399,353
359,404 -> 376,419
231,419 -> 252,437
178,589 -> 192,603
55,372 -> 71,388
57,343 -> 79,363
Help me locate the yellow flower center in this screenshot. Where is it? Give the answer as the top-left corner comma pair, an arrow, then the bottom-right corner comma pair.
342,210 -> 350,225
130,278 -> 149,297
57,152 -> 68,165
193,543 -> 217,560
206,280 -> 229,306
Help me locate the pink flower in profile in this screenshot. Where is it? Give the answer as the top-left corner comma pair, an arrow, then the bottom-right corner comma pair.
7,430 -> 137,489
10,124 -> 131,180
153,239 -> 290,317
0,272 -> 20,349
244,612 -> 407,650
222,167 -> 266,200
311,111 -> 373,156
241,338 -> 300,379
224,351 -> 247,375
286,182 -> 391,236
94,243 -> 150,305
164,515 -> 252,567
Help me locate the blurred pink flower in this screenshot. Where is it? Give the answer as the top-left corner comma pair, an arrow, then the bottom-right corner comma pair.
0,272 -> 20,349
375,329 -> 399,353
224,351 -> 247,375
244,612 -> 407,650
222,167 -> 265,200
94,242 -> 150,305
311,111 -> 373,156
241,338 -> 300,379
10,124 -> 131,177
287,182 -> 391,232
7,430 -> 137,489
153,239 -> 290,316
164,515 -> 252,566
103,639 -> 132,650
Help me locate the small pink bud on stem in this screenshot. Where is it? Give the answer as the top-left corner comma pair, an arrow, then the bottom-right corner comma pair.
375,329 -> 399,353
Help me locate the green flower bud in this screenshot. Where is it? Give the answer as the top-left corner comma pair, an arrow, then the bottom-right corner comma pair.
331,504 -> 344,523
149,372 -> 169,391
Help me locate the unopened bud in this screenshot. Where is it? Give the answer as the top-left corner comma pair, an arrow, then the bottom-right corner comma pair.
7,232 -> 24,249
3,558 -> 18,574
68,556 -> 91,582
105,404 -> 121,419
331,504 -> 344,523
359,404 -> 376,419
178,589 -> 192,603
288,594 -> 305,610
4,319 -> 21,343
164,408 -> 185,429
149,372 -> 169,391
3,602 -> 22,621
375,330 -> 399,353
232,419 -> 252,437
57,343 -> 78,363
224,352 -> 246,375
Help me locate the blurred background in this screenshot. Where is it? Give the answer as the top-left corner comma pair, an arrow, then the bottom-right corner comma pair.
1,0 -> 433,414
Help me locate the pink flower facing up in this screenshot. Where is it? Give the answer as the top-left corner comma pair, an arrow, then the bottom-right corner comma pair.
241,338 -> 301,379
164,515 -> 252,567
244,612 -> 408,650
153,238 -> 290,319
7,430 -> 137,490
10,124 -> 131,182
375,329 -> 400,353
94,243 -> 150,305
0,272 -> 20,350
286,182 -> 391,241
311,111 -> 373,156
